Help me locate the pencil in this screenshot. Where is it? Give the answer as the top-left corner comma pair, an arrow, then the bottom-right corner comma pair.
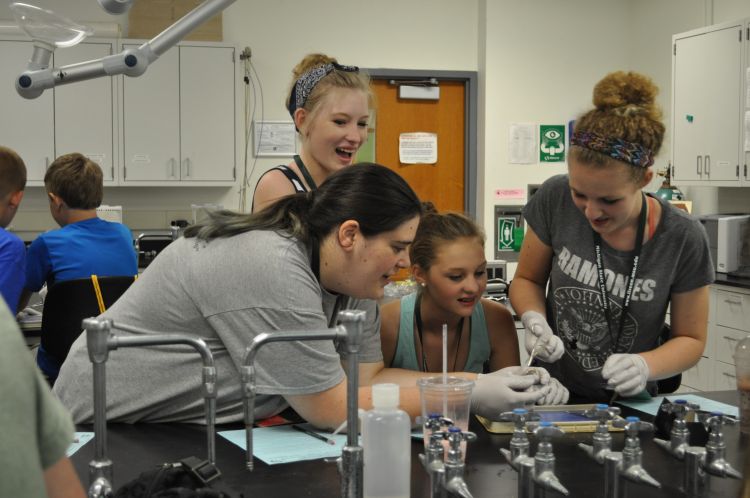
292,424 -> 336,445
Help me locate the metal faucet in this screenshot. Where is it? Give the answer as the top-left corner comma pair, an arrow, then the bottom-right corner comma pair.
241,310 -> 365,498
530,422 -> 569,497
84,318 -> 219,498
701,412 -> 743,479
578,403 -> 621,464
653,399 -> 699,459
604,416 -> 660,498
419,415 -> 451,498
682,411 -> 743,495
420,425 -> 477,498
443,427 -> 477,498
498,408 -> 539,470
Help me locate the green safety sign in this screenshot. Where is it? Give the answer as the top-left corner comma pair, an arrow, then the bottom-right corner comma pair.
540,125 -> 565,162
497,217 -> 517,251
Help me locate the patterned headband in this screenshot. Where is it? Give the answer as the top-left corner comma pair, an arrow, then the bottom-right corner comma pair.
570,131 -> 654,168
287,62 -> 359,118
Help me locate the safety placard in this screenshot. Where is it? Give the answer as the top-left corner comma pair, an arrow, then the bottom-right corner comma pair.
539,125 -> 565,163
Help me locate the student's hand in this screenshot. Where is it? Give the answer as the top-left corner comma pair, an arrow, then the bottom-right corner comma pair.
602,354 -> 650,397
521,310 -> 565,363
527,377 -> 569,405
470,366 -> 547,419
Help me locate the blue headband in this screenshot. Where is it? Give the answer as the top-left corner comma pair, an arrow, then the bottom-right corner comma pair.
287,62 -> 359,118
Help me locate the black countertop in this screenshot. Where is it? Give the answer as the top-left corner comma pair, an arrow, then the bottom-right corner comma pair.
71,390 -> 748,497
714,272 -> 750,290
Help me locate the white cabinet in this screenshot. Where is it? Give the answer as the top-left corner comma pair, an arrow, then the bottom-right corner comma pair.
684,284 -> 750,392
54,42 -> 117,184
0,40 -> 55,184
671,20 -> 746,186
122,46 -> 180,182
121,42 -> 237,185
0,39 -> 116,185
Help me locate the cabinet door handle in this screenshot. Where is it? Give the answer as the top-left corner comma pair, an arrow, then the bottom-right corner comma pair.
724,297 -> 742,305
45,157 -> 50,171
705,155 -> 710,175
723,336 -> 738,342
722,372 -> 736,379
744,164 -> 747,180
170,158 -> 176,178
697,155 -> 702,176
185,158 -> 191,178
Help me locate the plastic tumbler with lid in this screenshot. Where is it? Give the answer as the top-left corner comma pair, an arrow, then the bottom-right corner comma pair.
734,334 -> 750,434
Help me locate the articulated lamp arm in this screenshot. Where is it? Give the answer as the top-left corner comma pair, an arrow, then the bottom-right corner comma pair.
15,0 -> 236,99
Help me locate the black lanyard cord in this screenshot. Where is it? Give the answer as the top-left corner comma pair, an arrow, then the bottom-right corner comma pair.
592,193 -> 647,354
293,155 -> 318,191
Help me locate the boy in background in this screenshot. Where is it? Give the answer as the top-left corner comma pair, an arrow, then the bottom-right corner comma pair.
21,153 -> 138,378
0,146 -> 27,312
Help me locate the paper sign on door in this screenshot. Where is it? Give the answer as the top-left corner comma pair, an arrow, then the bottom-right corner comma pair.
399,132 -> 437,164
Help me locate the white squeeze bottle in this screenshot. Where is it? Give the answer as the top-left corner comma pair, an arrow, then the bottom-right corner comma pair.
362,383 -> 411,498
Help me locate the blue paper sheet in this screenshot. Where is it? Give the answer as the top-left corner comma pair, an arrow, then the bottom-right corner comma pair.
219,424 -> 349,465
66,432 -> 94,457
617,394 -> 738,418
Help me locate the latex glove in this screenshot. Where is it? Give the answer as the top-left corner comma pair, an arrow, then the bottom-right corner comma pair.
527,377 -> 569,405
601,354 -> 650,397
520,310 -> 565,363
470,366 -> 548,419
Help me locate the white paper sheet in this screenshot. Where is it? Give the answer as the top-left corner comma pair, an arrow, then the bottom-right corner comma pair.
399,132 -> 437,164
508,123 -> 537,164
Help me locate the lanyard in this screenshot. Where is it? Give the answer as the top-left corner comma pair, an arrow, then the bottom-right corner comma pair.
414,292 -> 464,372
592,193 -> 647,354
310,239 -> 347,328
293,155 -> 318,191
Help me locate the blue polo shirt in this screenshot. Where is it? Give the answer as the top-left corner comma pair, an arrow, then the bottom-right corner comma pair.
0,227 -> 26,311
25,217 -> 137,292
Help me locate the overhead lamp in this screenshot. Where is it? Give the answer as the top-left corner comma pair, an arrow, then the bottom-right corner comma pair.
10,3 -> 93,50
13,0 -> 236,100
96,0 -> 134,15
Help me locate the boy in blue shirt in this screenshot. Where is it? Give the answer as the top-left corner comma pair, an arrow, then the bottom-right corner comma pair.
21,153 -> 138,379
0,146 -> 27,312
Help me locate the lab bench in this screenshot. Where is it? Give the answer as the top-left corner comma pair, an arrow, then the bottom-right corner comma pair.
70,390 -> 746,497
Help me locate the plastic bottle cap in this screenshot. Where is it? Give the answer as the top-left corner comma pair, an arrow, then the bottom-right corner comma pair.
372,383 -> 400,409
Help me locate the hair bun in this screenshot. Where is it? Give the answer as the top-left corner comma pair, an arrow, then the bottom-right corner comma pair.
592,71 -> 658,116
421,201 -> 438,215
292,53 -> 338,79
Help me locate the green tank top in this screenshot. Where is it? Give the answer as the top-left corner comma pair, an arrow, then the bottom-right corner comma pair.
391,292 -> 490,373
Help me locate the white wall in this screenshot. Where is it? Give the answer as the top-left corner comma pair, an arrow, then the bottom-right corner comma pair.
3,0 -> 750,238
5,0 -> 479,233
479,0 -> 631,235
479,0 -> 750,269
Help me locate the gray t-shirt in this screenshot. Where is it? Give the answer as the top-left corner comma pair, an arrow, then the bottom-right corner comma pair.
0,301 -> 74,498
54,230 -> 382,424
523,174 -> 714,400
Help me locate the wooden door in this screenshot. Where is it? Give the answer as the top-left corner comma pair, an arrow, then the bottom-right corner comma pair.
371,79 -> 466,213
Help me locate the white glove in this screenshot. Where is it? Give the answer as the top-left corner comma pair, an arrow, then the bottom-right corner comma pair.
470,366 -> 548,419
527,377 -> 569,405
520,310 -> 565,363
601,354 -> 650,397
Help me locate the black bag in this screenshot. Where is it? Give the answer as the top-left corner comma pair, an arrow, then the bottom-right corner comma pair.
114,457 -> 229,498
655,323 -> 682,395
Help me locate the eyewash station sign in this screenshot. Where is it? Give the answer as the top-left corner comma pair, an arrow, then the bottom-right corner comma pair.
539,125 -> 565,163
